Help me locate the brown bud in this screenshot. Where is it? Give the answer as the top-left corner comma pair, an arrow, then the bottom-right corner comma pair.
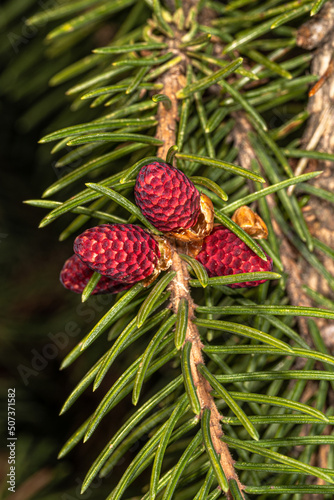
141,235 -> 173,287
232,206 -> 268,239
166,193 -> 214,243
155,235 -> 173,271
186,240 -> 204,259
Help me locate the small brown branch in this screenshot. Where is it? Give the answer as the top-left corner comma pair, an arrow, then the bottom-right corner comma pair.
154,32 -> 244,498
156,64 -> 186,160
169,245 -> 243,497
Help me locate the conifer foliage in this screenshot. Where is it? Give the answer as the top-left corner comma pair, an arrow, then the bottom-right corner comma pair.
8,0 -> 334,497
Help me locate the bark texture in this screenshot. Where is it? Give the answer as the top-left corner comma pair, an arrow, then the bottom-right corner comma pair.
295,3 -> 334,348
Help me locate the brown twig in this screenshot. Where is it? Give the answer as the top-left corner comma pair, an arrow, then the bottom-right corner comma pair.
156,65 -> 185,160
169,246 -> 243,497
154,30 -> 244,500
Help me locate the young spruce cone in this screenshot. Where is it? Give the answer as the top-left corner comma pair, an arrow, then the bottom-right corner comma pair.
73,224 -> 161,284
135,162 -> 201,232
196,226 -> 273,288
60,254 -> 132,294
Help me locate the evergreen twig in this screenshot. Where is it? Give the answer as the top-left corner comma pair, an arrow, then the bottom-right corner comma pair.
154,55 -> 244,493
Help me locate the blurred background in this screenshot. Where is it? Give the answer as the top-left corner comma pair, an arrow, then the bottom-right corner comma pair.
0,2 -> 142,498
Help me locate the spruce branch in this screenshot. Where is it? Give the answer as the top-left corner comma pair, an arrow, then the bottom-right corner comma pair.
156,65 -> 185,159
170,247 -> 244,497
154,42 -> 244,497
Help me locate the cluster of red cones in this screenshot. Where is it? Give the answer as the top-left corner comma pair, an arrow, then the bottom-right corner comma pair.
60,162 -> 273,295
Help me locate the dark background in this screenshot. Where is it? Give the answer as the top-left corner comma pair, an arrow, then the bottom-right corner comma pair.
0,8 -> 138,498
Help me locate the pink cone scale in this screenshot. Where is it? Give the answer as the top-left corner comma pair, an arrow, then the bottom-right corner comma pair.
60,254 -> 132,294
134,162 -> 200,232
196,226 -> 273,288
73,224 -> 160,283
